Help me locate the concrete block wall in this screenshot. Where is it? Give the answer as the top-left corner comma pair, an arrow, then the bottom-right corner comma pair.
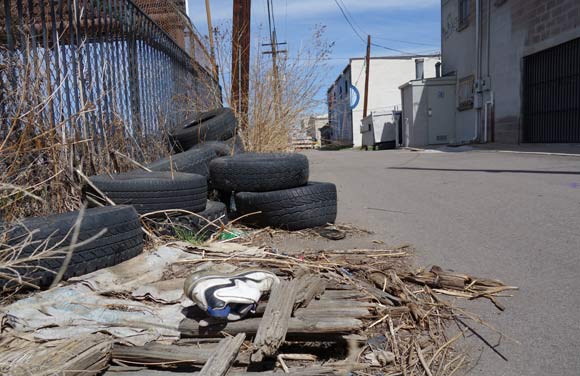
442,0 -> 580,144
511,0 -> 580,46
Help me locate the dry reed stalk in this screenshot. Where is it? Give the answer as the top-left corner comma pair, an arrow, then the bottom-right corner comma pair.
211,23 -> 333,152
167,244 -> 515,375
0,24 -> 216,222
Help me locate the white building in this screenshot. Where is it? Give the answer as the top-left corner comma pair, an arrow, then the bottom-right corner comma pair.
302,115 -> 328,143
292,114 -> 328,139
327,54 -> 441,147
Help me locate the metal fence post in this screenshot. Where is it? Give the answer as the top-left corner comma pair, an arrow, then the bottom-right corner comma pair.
127,4 -> 142,137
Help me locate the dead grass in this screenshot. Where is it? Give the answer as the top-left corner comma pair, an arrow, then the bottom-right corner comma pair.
0,39 -> 162,221
170,243 -> 517,375
212,23 -> 333,152
0,27 -> 220,222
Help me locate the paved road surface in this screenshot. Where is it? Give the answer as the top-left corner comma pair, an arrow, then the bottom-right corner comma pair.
304,148 -> 580,376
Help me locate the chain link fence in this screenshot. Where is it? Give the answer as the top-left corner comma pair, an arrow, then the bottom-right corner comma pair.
0,0 -> 221,219
0,0 -> 220,142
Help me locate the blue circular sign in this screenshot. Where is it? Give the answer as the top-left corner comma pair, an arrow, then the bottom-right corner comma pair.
349,85 -> 360,109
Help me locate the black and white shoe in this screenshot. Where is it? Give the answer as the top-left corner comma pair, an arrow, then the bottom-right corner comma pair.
183,269 -> 279,321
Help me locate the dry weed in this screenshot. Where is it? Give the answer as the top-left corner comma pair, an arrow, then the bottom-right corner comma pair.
0,28 -> 217,221
213,23 -> 333,152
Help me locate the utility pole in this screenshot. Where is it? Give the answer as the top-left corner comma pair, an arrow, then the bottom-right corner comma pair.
232,0 -> 251,129
263,0 -> 287,123
205,0 -> 217,78
363,35 -> 371,118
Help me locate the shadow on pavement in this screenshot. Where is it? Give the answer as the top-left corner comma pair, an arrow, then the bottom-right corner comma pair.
388,167 -> 580,175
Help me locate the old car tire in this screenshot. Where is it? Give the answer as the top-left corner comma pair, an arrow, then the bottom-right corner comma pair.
152,200 -> 228,239
234,182 -> 337,230
147,147 -> 217,177
193,135 -> 245,157
210,153 -> 309,192
170,108 -> 237,151
87,171 -> 207,215
1,206 -> 143,289
187,200 -> 228,229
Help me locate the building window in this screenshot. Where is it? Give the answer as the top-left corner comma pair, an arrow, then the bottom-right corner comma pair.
415,59 -> 424,80
458,0 -> 470,30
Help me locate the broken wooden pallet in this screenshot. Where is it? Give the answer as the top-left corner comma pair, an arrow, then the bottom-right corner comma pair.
199,333 -> 246,376
104,366 -> 339,375
179,285 -> 368,340
251,277 -> 302,362
0,333 -> 112,376
112,341 -> 250,367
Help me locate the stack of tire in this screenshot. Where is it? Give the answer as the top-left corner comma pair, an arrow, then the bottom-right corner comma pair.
86,108 -> 242,238
146,108 -> 244,177
0,108 -> 241,290
209,153 -> 338,231
85,171 -> 227,239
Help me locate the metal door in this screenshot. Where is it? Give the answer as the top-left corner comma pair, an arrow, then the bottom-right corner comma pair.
427,85 -> 456,144
523,37 -> 580,143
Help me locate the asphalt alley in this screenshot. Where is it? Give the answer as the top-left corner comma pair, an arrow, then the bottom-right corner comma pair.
305,148 -> 580,376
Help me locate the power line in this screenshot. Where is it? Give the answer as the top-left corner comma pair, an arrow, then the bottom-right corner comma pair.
372,36 -> 440,47
338,0 -> 366,37
332,0 -> 366,44
354,59 -> 366,86
332,0 -> 411,54
371,42 -> 414,55
331,0 -> 433,55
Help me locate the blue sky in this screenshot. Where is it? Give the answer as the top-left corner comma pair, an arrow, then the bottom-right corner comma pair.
187,0 -> 441,109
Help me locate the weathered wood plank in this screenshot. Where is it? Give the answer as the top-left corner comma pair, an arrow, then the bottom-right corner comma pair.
105,366 -> 339,375
112,342 -> 250,366
308,299 -> 377,309
179,316 -> 362,338
295,276 -> 327,309
0,334 -> 111,376
251,278 -> 300,362
198,333 -> 245,376
318,289 -> 370,300
252,294 -> 375,316
294,307 -> 372,319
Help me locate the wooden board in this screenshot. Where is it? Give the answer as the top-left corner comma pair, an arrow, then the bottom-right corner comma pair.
105,366 -> 339,375
179,316 -> 362,338
0,333 -> 111,376
295,276 -> 327,308
251,279 -> 300,362
112,342 -> 250,367
199,333 -> 246,376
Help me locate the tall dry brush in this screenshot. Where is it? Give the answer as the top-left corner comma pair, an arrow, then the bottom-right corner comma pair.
213,24 -> 333,152
0,32 -> 218,221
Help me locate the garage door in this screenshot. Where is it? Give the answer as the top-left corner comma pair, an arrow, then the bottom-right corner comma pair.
523,37 -> 580,143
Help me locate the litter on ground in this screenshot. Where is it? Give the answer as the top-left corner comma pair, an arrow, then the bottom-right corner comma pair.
1,232 -> 517,376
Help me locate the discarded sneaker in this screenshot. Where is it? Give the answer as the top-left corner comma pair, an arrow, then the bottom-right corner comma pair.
184,269 -> 279,321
